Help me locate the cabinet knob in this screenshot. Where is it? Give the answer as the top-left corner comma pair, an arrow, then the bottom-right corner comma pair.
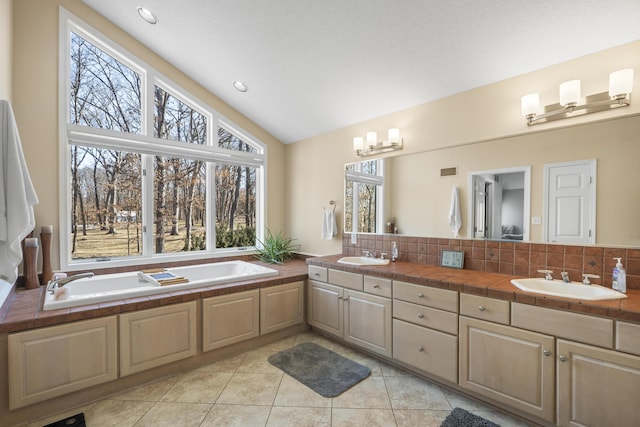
559,355 -> 568,362
543,350 -> 551,357
373,284 -> 379,288
314,272 -> 320,277
417,293 -> 425,298
337,295 -> 342,300
478,305 -> 486,312
418,346 -> 424,352
418,313 -> 424,319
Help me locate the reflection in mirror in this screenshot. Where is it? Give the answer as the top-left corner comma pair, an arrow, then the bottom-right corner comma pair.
468,166 -> 531,241
344,159 -> 384,233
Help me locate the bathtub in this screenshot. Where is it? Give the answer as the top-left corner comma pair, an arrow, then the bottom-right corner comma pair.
43,261 -> 278,311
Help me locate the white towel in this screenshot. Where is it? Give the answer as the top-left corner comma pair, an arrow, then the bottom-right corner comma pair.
321,207 -> 338,240
0,100 -> 39,284
448,185 -> 462,238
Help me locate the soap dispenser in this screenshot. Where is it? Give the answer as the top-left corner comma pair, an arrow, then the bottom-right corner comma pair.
612,257 -> 626,293
391,241 -> 398,262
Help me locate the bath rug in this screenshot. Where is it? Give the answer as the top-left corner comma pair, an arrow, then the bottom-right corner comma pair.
440,407 -> 500,427
43,412 -> 86,427
268,342 -> 370,397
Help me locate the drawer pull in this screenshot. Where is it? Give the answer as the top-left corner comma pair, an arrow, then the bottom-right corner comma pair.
417,293 -> 425,298
314,272 -> 320,277
337,295 -> 342,300
418,346 -> 424,352
372,284 -> 379,288
559,355 -> 568,362
417,313 -> 425,319
478,305 -> 486,312
543,350 -> 551,357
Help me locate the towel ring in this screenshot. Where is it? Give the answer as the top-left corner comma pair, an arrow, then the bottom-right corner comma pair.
328,200 -> 336,212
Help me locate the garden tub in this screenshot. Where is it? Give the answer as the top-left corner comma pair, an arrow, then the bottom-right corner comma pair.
43,260 -> 278,311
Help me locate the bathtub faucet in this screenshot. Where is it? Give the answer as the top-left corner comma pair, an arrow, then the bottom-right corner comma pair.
47,272 -> 94,294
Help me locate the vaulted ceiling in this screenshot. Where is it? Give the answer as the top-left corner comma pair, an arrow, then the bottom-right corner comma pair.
82,0 -> 640,144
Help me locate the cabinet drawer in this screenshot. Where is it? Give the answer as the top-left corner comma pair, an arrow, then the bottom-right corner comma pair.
460,294 -> 509,325
308,265 -> 327,282
393,300 -> 458,335
511,302 -> 613,348
616,321 -> 640,356
328,269 -> 363,291
393,280 -> 458,312
393,319 -> 457,383
364,275 -> 392,298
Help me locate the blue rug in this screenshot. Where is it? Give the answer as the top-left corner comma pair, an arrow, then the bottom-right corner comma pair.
268,342 -> 371,397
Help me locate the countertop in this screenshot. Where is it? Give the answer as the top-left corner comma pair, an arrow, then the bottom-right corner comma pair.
307,255 -> 640,323
2,255 -> 639,334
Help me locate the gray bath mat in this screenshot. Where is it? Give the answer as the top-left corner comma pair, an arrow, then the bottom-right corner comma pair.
268,342 -> 371,397
441,407 -> 500,427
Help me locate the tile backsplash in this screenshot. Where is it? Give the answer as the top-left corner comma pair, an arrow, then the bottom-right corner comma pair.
343,234 -> 640,290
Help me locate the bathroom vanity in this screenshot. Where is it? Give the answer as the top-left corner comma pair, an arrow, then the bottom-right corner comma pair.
306,256 -> 640,427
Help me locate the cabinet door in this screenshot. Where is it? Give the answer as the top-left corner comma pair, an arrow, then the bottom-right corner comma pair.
260,281 -> 304,335
459,317 -> 555,423
307,279 -> 343,337
120,301 -> 197,376
557,339 -> 640,427
344,289 -> 392,357
203,290 -> 260,352
8,316 -> 118,409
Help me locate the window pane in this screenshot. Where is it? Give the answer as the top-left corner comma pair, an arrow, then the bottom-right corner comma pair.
218,127 -> 258,153
154,86 -> 207,144
215,162 -> 256,248
345,181 -> 378,233
70,146 -> 142,259
153,157 -> 207,253
70,32 -> 141,133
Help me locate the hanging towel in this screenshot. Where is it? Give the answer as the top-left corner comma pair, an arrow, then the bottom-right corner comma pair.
448,185 -> 462,238
0,100 -> 39,284
321,207 -> 338,240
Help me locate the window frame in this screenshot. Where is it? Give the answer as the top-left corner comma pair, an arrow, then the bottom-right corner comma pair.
58,8 -> 266,271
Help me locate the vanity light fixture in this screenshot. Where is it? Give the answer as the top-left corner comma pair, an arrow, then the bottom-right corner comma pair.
353,128 -> 403,157
137,7 -> 158,25
521,68 -> 633,126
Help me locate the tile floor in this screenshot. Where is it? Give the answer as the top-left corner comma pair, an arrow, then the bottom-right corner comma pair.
32,332 -> 534,427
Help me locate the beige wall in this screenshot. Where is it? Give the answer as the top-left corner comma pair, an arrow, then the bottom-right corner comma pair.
11,0 -> 287,270
287,40 -> 640,255
0,0 -> 11,100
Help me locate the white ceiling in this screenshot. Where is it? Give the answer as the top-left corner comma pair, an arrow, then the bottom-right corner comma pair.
81,0 -> 640,144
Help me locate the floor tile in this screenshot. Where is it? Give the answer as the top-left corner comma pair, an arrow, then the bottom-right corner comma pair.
267,406 -> 332,427
83,399 -> 154,426
236,348 -> 285,374
194,353 -> 246,373
332,408 -> 397,427
384,376 -> 451,410
111,376 -> 179,402
200,404 -> 271,427
133,401 -> 210,426
273,374 -> 332,407
161,371 -> 232,403
216,373 -> 283,405
393,409 -> 449,427
331,376 -> 392,409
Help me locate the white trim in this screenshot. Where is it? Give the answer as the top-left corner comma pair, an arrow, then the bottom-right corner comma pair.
59,8 -> 266,270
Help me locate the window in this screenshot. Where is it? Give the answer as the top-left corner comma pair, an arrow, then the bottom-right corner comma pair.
345,160 -> 384,233
61,11 -> 265,269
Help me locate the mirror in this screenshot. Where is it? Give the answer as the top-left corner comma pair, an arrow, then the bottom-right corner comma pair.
468,166 -> 530,241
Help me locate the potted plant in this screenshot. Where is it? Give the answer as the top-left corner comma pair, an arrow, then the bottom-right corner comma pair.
254,229 -> 300,264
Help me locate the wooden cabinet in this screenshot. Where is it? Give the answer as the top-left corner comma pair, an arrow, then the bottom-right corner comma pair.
203,290 -> 260,352
119,301 -> 197,376
459,316 -> 555,423
308,271 -> 392,357
260,281 -> 304,335
8,316 -> 118,409
556,339 -> 640,427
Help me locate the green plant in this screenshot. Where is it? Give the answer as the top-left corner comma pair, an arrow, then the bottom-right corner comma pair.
254,229 -> 300,264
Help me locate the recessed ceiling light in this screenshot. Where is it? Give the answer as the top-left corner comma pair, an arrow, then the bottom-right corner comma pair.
137,7 -> 158,24
233,81 -> 248,93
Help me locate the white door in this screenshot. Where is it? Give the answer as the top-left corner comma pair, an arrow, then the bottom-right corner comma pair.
544,160 -> 596,243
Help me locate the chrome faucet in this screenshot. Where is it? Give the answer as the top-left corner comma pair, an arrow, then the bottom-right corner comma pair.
537,269 -> 554,281
362,250 -> 374,258
582,273 -> 600,286
47,272 -> 94,294
561,272 -> 570,283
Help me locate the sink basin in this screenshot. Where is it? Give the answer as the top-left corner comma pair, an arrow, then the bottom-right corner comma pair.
511,278 -> 627,301
337,256 -> 390,266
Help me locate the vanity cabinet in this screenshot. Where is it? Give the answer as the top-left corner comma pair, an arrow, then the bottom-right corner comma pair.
459,316 -> 555,422
202,290 -> 260,351
119,301 -> 197,376
307,268 -> 392,357
556,339 -> 640,426
260,281 -> 304,335
392,280 -> 459,383
8,316 -> 118,409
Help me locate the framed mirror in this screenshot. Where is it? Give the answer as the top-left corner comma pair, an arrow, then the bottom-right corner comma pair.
468,166 -> 531,241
